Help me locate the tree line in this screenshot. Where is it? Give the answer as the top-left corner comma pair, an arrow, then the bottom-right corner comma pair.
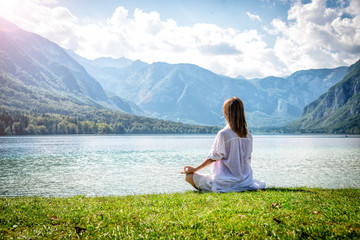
0,108 -> 220,135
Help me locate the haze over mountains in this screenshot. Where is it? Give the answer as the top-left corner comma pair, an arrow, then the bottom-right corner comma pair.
1,17 -> 359,133
68,50 -> 348,128
0,18 -> 140,115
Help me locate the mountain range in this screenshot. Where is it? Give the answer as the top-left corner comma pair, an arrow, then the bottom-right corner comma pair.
0,17 -> 359,133
285,59 -> 360,133
0,17 -> 141,116
68,50 -> 348,128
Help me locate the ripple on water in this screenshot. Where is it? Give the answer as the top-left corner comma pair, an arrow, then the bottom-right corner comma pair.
0,134 -> 359,196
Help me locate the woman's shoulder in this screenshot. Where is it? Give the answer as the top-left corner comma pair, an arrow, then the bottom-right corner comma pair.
220,125 -> 230,132
221,126 -> 252,137
218,125 -> 233,136
217,126 -> 252,141
247,131 -> 253,140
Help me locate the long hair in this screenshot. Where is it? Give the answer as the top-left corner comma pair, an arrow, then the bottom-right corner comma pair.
223,97 -> 248,138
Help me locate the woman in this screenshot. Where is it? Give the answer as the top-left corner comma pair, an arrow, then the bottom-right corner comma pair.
181,97 -> 265,192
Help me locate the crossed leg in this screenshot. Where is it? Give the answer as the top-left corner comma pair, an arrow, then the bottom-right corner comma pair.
185,173 -> 198,190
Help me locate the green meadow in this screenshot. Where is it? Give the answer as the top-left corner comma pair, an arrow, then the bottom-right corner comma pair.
1,188 -> 359,239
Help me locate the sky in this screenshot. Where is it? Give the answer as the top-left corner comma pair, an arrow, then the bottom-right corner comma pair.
0,0 -> 359,78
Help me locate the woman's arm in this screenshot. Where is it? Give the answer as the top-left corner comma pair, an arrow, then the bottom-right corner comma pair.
181,158 -> 216,174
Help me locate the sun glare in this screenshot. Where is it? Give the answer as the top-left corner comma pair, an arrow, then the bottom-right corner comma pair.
0,0 -> 22,31
0,0 -> 18,13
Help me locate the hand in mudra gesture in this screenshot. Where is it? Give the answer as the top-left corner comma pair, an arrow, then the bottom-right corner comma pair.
181,166 -> 196,174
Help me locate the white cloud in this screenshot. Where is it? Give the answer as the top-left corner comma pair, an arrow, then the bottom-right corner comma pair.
32,0 -> 59,5
0,0 -> 359,79
267,0 -> 360,72
246,12 -> 262,22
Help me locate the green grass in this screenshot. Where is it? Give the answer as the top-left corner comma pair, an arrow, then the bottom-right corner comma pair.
1,188 -> 359,239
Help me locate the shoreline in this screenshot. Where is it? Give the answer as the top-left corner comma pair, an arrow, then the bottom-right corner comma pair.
1,187 -> 360,198
1,133 -> 360,137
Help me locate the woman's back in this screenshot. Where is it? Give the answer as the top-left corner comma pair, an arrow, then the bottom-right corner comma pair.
209,126 -> 255,192
182,97 -> 265,192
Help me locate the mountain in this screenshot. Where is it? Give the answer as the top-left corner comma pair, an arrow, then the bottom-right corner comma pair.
252,67 -> 348,112
72,51 -> 347,128
66,55 -> 267,126
285,59 -> 360,134
67,50 -> 133,71
248,67 -> 348,126
1,17 -> 351,131
0,18 -> 221,135
0,17 -> 141,115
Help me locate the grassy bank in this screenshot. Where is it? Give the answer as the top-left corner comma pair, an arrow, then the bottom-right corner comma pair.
1,188 -> 359,239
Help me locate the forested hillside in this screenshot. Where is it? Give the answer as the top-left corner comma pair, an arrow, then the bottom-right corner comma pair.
0,18 -> 220,135
0,107 -> 220,135
0,18 -> 357,134
285,59 -> 360,134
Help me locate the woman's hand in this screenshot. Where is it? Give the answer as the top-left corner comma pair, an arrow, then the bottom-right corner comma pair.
181,159 -> 215,174
181,166 -> 196,174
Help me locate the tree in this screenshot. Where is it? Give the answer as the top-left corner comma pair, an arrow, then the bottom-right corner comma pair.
25,124 -> 37,135
97,123 -> 113,134
113,123 -> 125,134
12,122 -> 24,135
58,121 -> 68,134
5,126 -> 12,135
81,121 -> 95,134
0,120 -> 6,135
67,123 -> 78,134
37,125 -> 48,135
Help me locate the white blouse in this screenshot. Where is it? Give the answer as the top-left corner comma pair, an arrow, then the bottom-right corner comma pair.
207,125 -> 265,192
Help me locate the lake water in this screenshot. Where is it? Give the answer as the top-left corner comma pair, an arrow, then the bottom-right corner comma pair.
0,134 -> 359,197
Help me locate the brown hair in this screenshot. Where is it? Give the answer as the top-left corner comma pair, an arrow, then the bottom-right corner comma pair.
223,97 -> 248,138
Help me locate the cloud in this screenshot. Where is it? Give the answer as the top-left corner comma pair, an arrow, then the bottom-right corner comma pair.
247,12 -> 262,22
32,0 -> 58,5
266,0 -> 360,72
199,43 -> 242,55
0,0 -> 359,79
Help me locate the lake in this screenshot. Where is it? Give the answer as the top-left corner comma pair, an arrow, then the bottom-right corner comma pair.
0,134 -> 359,197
